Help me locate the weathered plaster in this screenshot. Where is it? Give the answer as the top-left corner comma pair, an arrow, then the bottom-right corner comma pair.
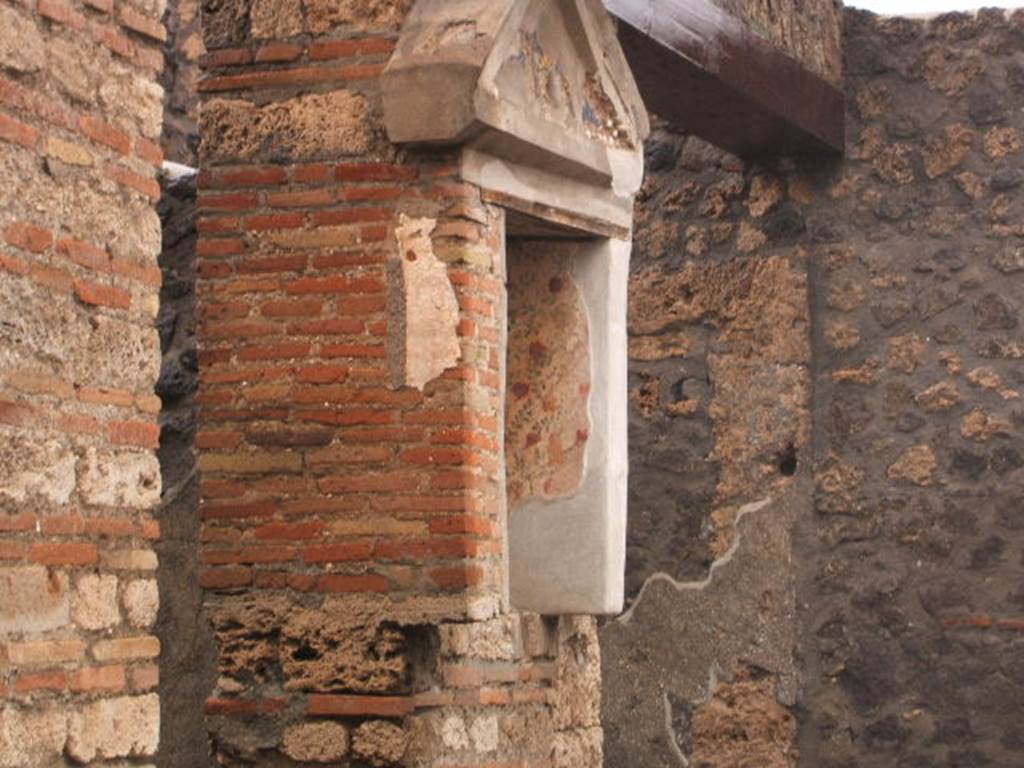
601,489 -> 802,767
508,237 -> 630,616
506,250 -> 591,506
392,215 -> 462,390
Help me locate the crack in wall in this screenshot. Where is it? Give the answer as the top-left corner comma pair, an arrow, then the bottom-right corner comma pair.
615,496 -> 772,625
663,692 -> 690,767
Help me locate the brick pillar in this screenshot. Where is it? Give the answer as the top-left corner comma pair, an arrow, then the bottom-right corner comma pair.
193,154 -> 507,613
0,0 -> 165,762
196,1 -> 608,764
194,1 -> 564,763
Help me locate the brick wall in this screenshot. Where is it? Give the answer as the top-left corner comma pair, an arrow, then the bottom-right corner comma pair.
0,0 -> 165,761
195,1 -> 603,764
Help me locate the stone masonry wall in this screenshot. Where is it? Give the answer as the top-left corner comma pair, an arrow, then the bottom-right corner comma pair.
195,0 -> 603,765
601,121 -> 812,768
0,0 -> 166,761
606,7 -> 1024,768
802,9 -> 1024,767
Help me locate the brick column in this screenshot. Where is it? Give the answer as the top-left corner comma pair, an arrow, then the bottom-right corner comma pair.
196,1 -> 609,764
194,158 -> 507,611
193,1 -> 545,762
0,0 -> 165,761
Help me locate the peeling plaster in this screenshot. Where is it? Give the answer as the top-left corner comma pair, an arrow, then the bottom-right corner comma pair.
393,214 -> 461,390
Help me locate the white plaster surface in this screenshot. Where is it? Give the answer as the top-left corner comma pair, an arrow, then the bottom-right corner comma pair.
461,147 -> 640,236
508,237 -> 630,615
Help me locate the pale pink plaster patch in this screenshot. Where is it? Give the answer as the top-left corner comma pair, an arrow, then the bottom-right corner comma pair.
506,243 -> 591,506
394,214 -> 461,390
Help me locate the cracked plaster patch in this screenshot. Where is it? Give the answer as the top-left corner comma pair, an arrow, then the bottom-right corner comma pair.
393,215 -> 461,390
617,497 -> 772,626
600,492 -> 800,765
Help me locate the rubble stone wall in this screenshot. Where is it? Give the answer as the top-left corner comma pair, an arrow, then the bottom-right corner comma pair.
0,0 -> 166,761
605,7 -> 1024,768
601,119 -> 812,768
194,0 -> 604,765
717,0 -> 844,87
802,10 -> 1024,767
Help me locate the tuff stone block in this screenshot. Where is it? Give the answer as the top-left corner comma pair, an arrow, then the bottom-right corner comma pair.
200,92 -> 371,165
249,0 -> 302,39
0,706 -> 67,768
280,721 -> 349,762
123,578 -> 159,628
0,436 -> 76,507
689,669 -> 796,768
48,36 -> 101,104
72,573 -> 121,630
303,0 -> 412,35
100,74 -> 166,142
66,694 -> 159,762
79,448 -> 162,508
0,5 -> 45,73
201,0 -> 250,49
351,720 -> 408,767
439,616 -> 520,661
0,567 -> 70,635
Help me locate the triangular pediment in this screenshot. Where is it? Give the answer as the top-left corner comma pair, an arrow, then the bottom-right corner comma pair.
383,0 -> 649,235
480,0 -> 646,154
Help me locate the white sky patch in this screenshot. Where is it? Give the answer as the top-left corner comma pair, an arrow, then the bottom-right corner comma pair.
848,0 -> 1022,14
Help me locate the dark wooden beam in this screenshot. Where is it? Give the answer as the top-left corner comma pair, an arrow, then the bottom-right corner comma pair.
605,0 -> 844,159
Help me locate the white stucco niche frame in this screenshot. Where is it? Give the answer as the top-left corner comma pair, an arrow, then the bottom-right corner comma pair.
382,0 -> 649,615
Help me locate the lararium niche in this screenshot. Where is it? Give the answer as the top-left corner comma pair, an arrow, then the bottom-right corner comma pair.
384,0 -> 648,615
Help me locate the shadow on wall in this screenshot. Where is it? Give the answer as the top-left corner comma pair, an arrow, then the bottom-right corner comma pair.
154,165 -> 218,767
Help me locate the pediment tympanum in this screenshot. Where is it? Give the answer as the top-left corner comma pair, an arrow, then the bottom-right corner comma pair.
383,0 -> 649,237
